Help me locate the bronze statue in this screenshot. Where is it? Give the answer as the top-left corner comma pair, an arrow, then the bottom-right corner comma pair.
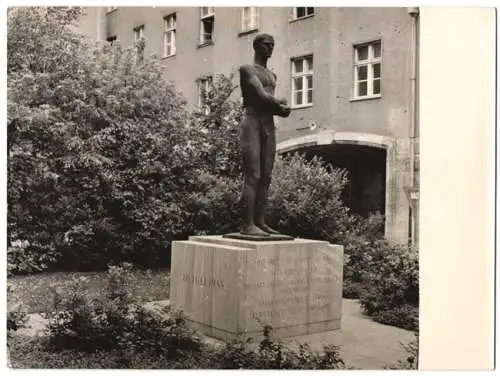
226,33 -> 292,240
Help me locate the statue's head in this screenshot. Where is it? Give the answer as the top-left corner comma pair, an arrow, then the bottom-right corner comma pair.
253,33 -> 275,59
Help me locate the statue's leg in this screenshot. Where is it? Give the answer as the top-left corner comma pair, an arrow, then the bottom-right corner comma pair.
255,126 -> 280,234
240,117 -> 270,236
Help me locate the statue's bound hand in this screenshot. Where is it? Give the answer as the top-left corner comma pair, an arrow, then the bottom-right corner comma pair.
278,104 -> 291,118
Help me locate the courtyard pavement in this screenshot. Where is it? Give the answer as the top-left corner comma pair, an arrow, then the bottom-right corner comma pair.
18,298 -> 416,370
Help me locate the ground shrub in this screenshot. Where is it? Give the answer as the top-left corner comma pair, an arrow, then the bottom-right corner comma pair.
46,263 -> 202,357
9,326 -> 349,369
204,326 -> 347,369
358,241 -> 419,331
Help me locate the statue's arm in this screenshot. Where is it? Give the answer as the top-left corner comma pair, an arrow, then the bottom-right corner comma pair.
270,71 -> 291,118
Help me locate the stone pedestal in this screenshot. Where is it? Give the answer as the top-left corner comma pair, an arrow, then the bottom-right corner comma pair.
170,235 -> 343,341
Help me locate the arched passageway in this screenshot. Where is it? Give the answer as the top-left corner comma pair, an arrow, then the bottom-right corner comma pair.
281,144 -> 387,217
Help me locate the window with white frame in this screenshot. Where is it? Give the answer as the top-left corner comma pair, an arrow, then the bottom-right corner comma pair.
293,7 -> 314,19
241,7 -> 259,32
106,7 -> 118,13
199,7 -> 215,44
291,55 -> 313,107
163,13 -> 176,57
197,76 -> 213,114
353,41 -> 382,98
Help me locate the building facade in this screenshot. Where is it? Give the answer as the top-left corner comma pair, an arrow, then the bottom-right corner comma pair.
79,6 -> 420,246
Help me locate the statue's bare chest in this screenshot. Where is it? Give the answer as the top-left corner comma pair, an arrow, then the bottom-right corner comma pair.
252,65 -> 276,92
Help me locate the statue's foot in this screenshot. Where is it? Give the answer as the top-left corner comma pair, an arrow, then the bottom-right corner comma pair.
241,225 -> 271,237
256,223 -> 280,235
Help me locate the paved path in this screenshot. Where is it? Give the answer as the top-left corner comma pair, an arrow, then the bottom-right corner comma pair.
18,299 -> 415,369
285,299 -> 416,369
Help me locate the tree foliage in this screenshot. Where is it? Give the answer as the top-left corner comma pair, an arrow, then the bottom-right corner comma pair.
8,7 -> 198,270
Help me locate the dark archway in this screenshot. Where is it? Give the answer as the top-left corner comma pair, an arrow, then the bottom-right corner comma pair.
284,144 -> 387,217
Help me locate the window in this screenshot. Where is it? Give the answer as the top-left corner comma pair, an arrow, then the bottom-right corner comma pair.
133,25 -> 144,43
291,55 -> 313,107
353,41 -> 382,98
106,7 -> 118,13
293,7 -> 314,19
241,7 -> 259,32
106,36 -> 117,46
197,76 -> 213,115
199,7 -> 215,44
163,13 -> 176,57
133,25 -> 145,62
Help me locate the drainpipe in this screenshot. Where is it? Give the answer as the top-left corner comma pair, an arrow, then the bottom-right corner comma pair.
408,7 -> 419,247
95,7 -> 101,41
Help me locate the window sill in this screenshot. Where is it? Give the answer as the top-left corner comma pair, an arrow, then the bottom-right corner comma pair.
350,95 -> 382,102
161,53 -> 176,60
197,40 -> 214,49
238,28 -> 259,37
289,14 -> 315,23
291,104 -> 314,110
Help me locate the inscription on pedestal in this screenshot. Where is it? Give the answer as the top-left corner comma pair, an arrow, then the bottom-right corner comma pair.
171,236 -> 343,340
182,273 -> 225,289
241,250 -> 342,328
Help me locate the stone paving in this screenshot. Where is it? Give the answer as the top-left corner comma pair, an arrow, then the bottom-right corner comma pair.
18,298 -> 416,370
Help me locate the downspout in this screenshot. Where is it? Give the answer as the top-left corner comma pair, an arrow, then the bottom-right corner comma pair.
408,7 -> 419,246
96,7 -> 101,41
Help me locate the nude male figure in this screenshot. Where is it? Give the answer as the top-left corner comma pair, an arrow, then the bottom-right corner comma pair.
238,33 -> 291,236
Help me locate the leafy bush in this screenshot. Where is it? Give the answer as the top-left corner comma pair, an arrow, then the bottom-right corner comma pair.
46,263 -> 202,358
341,212 -> 385,298
183,172 -> 242,235
204,325 -> 347,369
267,153 -> 351,241
358,241 -> 419,331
